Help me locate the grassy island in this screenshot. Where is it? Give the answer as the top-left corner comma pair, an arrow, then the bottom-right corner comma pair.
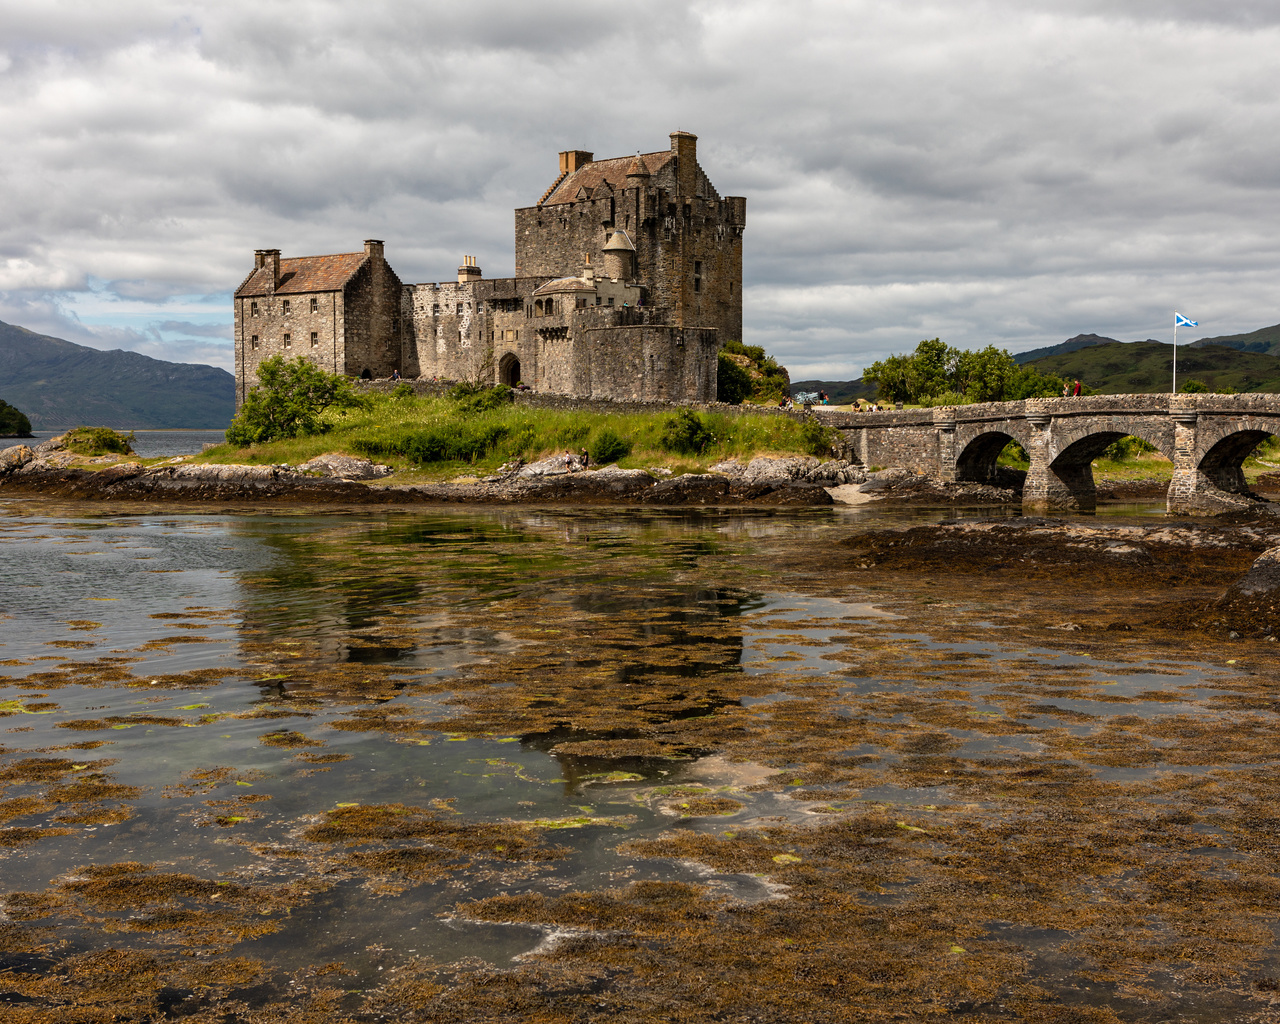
197,386 -> 831,482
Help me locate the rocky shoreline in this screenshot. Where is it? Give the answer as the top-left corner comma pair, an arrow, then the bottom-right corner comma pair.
0,442 -> 880,507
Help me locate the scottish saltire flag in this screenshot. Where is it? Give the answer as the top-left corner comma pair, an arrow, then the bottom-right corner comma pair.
1175,312 -> 1198,327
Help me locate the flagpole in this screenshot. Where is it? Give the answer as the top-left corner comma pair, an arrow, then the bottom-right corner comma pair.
1172,311 -> 1178,394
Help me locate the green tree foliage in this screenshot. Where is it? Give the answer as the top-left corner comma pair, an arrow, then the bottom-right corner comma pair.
659,410 -> 714,455
226,356 -> 366,447
717,353 -> 753,404
1102,435 -> 1158,461
1179,378 -> 1210,393
0,399 -> 32,436
588,426 -> 631,464
721,340 -> 790,402
864,339 -> 1064,405
64,426 -> 135,455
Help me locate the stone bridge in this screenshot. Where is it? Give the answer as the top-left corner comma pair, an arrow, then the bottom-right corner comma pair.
814,394 -> 1280,513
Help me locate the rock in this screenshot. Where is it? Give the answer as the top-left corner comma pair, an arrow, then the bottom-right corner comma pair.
859,468 -> 925,493
0,445 -> 34,475
298,453 -> 393,480
34,435 -> 66,455
508,465 -> 655,500
515,454 -> 581,478
803,459 -> 866,485
1209,545 -> 1280,633
641,474 -> 729,504
741,456 -> 819,485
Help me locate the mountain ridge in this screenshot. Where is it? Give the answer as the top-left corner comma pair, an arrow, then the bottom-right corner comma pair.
0,320 -> 234,429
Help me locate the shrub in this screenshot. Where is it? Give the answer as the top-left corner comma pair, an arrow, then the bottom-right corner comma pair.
451,384 -> 514,415
588,426 -> 632,464
1180,379 -> 1210,394
391,382 -> 415,400
659,410 -> 713,455
227,356 -> 365,446
352,422 -> 509,464
800,419 -> 836,457
717,353 -> 753,405
64,426 -> 135,456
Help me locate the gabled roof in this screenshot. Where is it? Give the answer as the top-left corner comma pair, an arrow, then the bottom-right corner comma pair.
235,252 -> 367,297
540,150 -> 675,206
533,276 -> 597,296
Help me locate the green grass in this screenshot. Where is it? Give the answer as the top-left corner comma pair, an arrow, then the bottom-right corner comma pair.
197,393 -> 820,480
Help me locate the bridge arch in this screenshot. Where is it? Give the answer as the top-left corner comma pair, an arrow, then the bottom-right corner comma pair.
1196,428 -> 1276,496
955,430 -> 1023,484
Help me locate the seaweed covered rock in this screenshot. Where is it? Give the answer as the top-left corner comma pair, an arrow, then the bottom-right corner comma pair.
1208,545 -> 1280,634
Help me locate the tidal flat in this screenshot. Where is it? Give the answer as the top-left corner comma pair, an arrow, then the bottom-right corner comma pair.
2,498 -> 1279,1022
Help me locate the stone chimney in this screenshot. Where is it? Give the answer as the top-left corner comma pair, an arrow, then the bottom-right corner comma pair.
256,249 -> 281,293
559,150 -> 593,174
670,130 -> 698,196
458,254 -> 482,285
364,239 -> 384,260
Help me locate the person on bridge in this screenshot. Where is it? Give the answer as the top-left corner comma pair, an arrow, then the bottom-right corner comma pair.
1072,379 -> 1082,397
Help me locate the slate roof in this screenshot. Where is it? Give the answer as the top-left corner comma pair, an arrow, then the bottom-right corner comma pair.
540,150 -> 675,206
533,276 -> 597,295
235,252 -> 367,297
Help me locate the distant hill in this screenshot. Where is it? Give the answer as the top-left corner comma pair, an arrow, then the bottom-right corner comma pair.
1012,334 -> 1128,365
0,320 -> 234,429
1188,323 -> 1280,358
1025,341 -> 1280,394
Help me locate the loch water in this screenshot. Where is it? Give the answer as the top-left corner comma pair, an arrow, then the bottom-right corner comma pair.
1,498 -> 1275,1021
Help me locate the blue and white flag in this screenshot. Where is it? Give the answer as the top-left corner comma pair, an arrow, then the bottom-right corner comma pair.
1175,312 -> 1198,328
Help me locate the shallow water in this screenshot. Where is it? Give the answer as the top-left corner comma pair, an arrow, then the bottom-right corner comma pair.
2,498 -> 1278,1021
22,428 -> 227,458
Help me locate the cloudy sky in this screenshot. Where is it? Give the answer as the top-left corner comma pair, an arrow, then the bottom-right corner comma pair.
3,0 -> 1280,379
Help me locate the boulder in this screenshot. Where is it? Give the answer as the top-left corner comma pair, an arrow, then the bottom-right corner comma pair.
299,453 -> 392,480
1210,545 -> 1280,633
34,435 -> 66,455
641,474 -> 730,504
0,445 -> 34,475
803,459 -> 866,485
515,453 -> 581,478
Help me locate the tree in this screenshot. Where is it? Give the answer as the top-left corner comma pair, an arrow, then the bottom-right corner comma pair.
717,352 -> 753,404
226,356 -> 366,447
1180,378 -> 1210,393
863,353 -> 918,403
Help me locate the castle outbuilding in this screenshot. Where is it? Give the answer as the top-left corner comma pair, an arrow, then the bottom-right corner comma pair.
234,131 -> 745,406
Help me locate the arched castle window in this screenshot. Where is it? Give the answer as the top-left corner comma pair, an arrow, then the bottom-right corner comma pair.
534,299 -> 544,317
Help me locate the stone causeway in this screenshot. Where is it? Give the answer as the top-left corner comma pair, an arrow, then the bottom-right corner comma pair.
814,393 -> 1280,513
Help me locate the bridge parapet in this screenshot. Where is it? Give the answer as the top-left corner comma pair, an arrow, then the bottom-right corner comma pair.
813,393 -> 1280,513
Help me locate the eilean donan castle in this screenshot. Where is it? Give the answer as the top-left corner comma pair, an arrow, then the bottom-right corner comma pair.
233,131 -> 745,406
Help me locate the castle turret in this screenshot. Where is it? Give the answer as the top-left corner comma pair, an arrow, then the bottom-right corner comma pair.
602,230 -> 636,281
625,153 -> 651,184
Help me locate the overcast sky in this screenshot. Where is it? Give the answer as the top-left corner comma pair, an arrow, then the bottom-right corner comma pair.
3,0 -> 1280,379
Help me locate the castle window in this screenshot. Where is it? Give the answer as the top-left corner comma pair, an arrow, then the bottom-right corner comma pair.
595,296 -> 602,305
477,302 -> 483,312
282,299 -> 291,315
607,297 -> 614,307
283,333 -> 291,348
545,299 -> 554,315
694,261 -> 702,275
310,331 -> 318,347
456,303 -> 463,314
433,303 -> 440,315
534,299 -> 544,317
250,335 -> 258,349
729,281 -> 734,294
250,301 -> 258,316
310,297 -> 318,313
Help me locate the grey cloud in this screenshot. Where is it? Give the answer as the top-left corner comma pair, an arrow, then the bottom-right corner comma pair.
2,0 -> 1280,382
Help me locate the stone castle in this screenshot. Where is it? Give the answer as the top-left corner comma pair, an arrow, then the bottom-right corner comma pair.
233,131 -> 745,406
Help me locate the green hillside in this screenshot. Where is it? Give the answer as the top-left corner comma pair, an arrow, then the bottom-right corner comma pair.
1026,341 -> 1280,394
1188,323 -> 1280,358
0,320 -> 234,430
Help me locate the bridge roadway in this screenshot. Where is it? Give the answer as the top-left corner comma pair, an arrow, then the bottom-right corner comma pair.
812,394 -> 1280,513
